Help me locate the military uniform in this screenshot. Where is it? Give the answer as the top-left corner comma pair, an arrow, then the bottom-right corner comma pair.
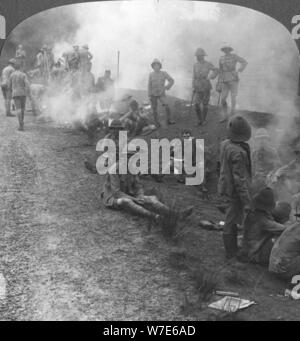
1,62 -> 15,116
218,116 -> 252,258
8,69 -> 30,130
269,222 -> 300,280
219,49 -> 247,117
193,59 -> 218,124
79,46 -> 93,72
148,59 -> 174,126
240,188 -> 285,265
15,46 -> 26,70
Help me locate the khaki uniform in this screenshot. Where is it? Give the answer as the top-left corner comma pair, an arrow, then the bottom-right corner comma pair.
219,53 -> 247,114
102,171 -> 170,219
193,61 -> 218,105
1,64 -> 15,115
241,210 -> 285,264
269,222 -> 300,279
218,139 -> 252,241
148,70 -> 174,125
15,48 -> 26,70
8,70 -> 30,128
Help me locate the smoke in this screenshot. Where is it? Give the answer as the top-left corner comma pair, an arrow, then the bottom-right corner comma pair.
63,0 -> 299,111
1,0 -> 299,132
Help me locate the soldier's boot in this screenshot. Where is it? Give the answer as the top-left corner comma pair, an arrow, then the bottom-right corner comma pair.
223,227 -> 239,259
202,105 -> 209,125
195,104 -> 203,125
165,105 -> 175,125
219,100 -> 228,123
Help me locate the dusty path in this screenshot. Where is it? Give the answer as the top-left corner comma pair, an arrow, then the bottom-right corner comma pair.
0,112 -> 200,321
0,105 -> 299,321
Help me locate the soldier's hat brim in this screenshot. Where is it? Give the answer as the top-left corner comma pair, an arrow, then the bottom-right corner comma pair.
221,46 -> 234,52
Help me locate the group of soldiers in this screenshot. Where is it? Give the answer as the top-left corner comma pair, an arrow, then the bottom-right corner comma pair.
1,41 -> 300,283
218,115 -> 300,281
146,44 -> 248,128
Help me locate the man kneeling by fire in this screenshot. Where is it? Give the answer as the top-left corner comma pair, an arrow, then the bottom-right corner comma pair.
101,149 -> 194,228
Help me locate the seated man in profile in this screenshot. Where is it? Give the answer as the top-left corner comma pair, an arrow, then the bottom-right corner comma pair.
101,149 -> 194,228
240,187 -> 291,266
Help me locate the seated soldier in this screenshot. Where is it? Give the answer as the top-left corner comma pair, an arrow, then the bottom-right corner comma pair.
121,100 -> 156,137
240,187 -> 291,265
269,221 -> 300,281
102,150 -> 194,226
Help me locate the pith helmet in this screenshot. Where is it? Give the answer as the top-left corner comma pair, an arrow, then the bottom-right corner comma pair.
221,44 -> 233,53
252,187 -> 276,212
151,58 -> 162,69
227,115 -> 252,142
255,128 -> 270,139
8,58 -> 16,65
272,201 -> 291,223
195,48 -> 207,57
82,44 -> 89,49
108,119 -> 124,130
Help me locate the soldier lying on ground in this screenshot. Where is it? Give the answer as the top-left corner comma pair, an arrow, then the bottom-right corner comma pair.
269,221 -> 300,281
101,150 -> 194,228
239,187 -> 291,265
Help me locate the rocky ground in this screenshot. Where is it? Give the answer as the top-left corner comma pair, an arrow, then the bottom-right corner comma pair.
0,97 -> 299,321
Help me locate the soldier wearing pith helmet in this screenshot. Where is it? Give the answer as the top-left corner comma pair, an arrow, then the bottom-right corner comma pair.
193,47 -> 218,126
148,58 -> 175,127
218,115 -> 252,259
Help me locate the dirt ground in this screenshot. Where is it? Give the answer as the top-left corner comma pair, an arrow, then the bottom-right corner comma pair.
0,96 -> 299,321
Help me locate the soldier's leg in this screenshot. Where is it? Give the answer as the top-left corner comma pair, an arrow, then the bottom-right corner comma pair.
141,195 -> 170,216
1,86 -> 10,116
229,81 -> 239,115
150,96 -> 160,127
202,89 -> 211,124
13,97 -> 23,130
6,90 -> 13,116
223,198 -> 244,259
21,96 -> 26,128
194,92 -> 203,125
117,197 -> 158,220
160,95 -> 175,125
220,83 -> 230,122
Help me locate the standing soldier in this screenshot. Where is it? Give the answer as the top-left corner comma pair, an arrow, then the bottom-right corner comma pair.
1,58 -> 16,117
193,48 -> 218,125
8,61 -> 30,131
148,59 -> 175,127
79,44 -> 93,72
218,45 -> 247,122
15,44 -> 26,71
218,116 -> 252,259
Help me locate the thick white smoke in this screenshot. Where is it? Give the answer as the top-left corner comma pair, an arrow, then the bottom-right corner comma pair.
59,0 -> 299,113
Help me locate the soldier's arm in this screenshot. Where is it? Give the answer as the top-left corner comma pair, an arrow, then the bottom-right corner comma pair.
164,72 -> 174,90
236,55 -> 248,72
231,151 -> 252,207
261,217 -> 285,235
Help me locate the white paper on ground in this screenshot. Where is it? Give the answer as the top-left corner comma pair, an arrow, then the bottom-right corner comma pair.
208,296 -> 256,313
